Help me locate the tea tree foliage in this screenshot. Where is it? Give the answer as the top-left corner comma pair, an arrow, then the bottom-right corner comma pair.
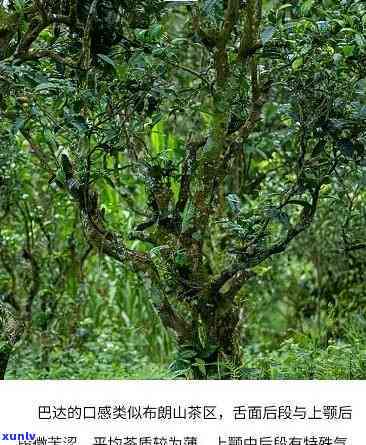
0,0 -> 365,379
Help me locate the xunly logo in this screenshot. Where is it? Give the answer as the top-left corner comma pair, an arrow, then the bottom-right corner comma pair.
1,433 -> 36,441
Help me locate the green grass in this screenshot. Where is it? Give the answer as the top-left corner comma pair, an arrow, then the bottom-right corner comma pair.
6,333 -> 366,380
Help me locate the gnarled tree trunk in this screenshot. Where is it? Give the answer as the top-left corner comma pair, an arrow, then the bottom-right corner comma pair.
167,286 -> 244,379
0,346 -> 11,380
0,303 -> 23,380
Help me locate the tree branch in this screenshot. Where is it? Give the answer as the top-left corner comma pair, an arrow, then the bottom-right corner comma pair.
61,154 -> 150,271
176,138 -> 204,215
220,0 -> 240,44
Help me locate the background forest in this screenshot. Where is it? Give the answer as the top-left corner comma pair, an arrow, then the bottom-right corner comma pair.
0,0 -> 366,380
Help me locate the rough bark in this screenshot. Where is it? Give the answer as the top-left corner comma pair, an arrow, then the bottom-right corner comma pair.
0,303 -> 23,380
0,346 -> 11,380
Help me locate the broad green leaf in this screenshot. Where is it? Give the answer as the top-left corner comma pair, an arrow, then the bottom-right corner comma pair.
292,57 -> 304,70
97,54 -> 116,68
342,45 -> 355,57
34,82 -> 60,92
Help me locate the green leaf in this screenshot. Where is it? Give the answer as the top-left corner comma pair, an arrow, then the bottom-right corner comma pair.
277,4 -> 292,13
152,47 -> 167,57
171,38 -> 188,46
174,252 -> 188,267
292,57 -> 303,70
34,82 -> 60,92
195,358 -> 207,376
342,45 -> 355,57
102,175 -> 116,190
301,0 -> 315,14
355,34 -> 365,48
97,54 -> 116,69
150,24 -> 163,40
150,113 -> 163,127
